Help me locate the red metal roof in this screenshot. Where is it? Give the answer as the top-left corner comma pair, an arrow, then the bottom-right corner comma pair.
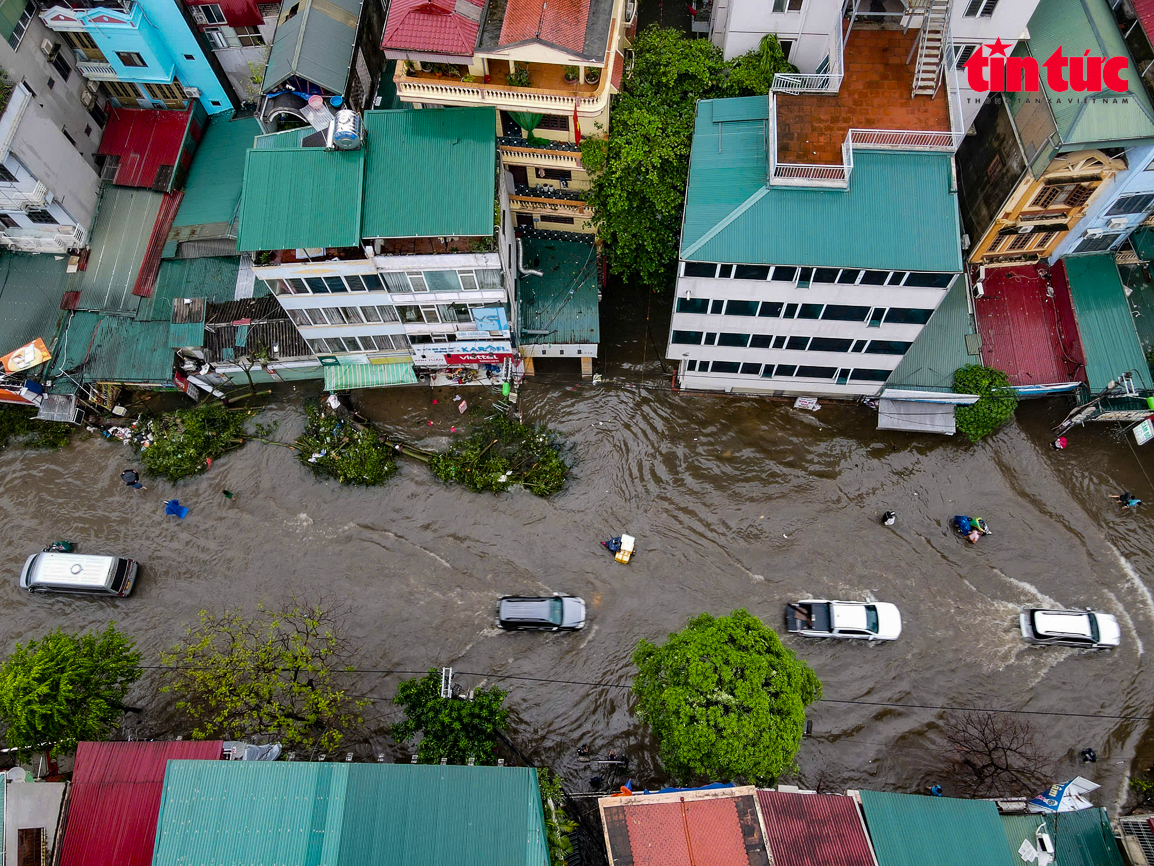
133,190 -> 184,298
98,106 -> 201,190
756,790 -> 876,866
499,0 -> 590,53
381,0 -> 483,55
59,740 -> 224,866
1134,0 -> 1154,42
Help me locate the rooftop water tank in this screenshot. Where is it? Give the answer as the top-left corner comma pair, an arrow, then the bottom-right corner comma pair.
329,109 -> 363,150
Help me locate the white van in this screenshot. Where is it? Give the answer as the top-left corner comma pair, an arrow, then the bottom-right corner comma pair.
19,552 -> 137,597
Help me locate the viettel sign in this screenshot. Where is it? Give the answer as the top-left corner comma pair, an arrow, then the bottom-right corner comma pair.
964,39 -> 1130,94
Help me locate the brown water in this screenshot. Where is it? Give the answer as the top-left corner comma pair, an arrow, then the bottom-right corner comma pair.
2,286 -> 1154,810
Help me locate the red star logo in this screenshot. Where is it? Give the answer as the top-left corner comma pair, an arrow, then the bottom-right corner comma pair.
987,37 -> 1010,56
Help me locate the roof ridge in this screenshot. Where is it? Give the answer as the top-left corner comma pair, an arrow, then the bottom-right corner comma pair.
681,185 -> 769,259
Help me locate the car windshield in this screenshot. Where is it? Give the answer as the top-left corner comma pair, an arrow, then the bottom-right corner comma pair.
1088,614 -> 1100,643
549,598 -> 563,625
865,605 -> 879,633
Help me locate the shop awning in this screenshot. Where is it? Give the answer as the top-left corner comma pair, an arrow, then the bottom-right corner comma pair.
877,399 -> 956,435
323,360 -> 418,391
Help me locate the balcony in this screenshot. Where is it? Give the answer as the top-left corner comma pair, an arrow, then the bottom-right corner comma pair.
77,61 -> 118,80
0,180 -> 48,211
498,140 -> 584,169
509,195 -> 591,218
0,225 -> 85,253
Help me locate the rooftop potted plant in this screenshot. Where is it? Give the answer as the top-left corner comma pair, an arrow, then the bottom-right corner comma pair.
563,65 -> 579,83
508,63 -> 531,87
584,66 -> 600,85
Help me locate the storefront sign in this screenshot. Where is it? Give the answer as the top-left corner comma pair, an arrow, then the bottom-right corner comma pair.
1,338 -> 50,373
1134,417 -> 1154,446
445,352 -> 515,364
413,341 -> 514,367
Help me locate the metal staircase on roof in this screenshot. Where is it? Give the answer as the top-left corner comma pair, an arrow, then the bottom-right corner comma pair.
911,0 -> 951,97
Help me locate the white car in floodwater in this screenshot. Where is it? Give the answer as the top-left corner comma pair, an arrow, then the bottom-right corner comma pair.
1019,608 -> 1121,649
784,600 -> 902,641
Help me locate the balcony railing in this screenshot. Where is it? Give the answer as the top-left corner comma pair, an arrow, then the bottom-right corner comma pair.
0,224 -> 85,253
0,180 -> 48,211
509,195 -> 591,217
771,25 -> 843,94
849,129 -> 957,150
498,142 -> 584,169
395,76 -> 610,116
77,61 -> 118,80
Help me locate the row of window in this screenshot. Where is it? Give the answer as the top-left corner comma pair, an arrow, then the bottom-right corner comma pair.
685,359 -> 891,383
266,268 -> 500,296
287,304 -> 400,327
307,334 -> 410,355
681,262 -> 955,289
675,297 -> 934,325
987,230 -> 1058,255
671,331 -> 912,355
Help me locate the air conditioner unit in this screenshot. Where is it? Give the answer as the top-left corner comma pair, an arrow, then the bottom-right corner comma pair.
1107,217 -> 1129,230
1084,228 -> 1105,238
182,86 -> 201,98
80,89 -> 95,108
40,39 -> 60,60
86,79 -> 100,93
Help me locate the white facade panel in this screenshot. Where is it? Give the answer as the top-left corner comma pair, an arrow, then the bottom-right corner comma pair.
1050,143 -> 1154,260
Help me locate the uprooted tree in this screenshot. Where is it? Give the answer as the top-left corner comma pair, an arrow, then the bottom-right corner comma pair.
941,709 -> 1056,798
161,597 -> 367,753
139,402 -> 250,481
295,406 -> 398,486
428,415 -> 569,496
391,668 -> 509,764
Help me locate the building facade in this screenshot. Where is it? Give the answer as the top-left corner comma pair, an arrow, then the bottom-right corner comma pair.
185,0 -> 278,103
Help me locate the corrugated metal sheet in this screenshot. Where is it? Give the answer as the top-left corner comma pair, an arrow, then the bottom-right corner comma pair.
886,279 -> 978,391
0,253 -> 72,356
47,311 -> 101,393
1064,254 -> 1150,391
324,360 -> 418,389
76,317 -> 176,384
263,0 -> 362,94
254,127 -> 316,150
361,109 -> 496,239
858,790 -> 1017,866
97,106 -> 201,190
756,790 -> 876,866
133,190 -> 184,298
0,0 -> 22,40
517,238 -> 599,345
237,147 -> 365,251
58,740 -> 223,866
171,112 -> 261,235
1020,0 -> 1154,145
877,399 -> 957,434
77,187 -> 165,314
1044,808 -> 1125,866
139,257 -> 242,321
1001,813 -> 1045,864
681,100 -> 963,272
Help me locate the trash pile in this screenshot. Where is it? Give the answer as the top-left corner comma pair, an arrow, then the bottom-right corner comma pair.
136,402 -> 249,482
295,406 -> 397,486
428,415 -> 569,496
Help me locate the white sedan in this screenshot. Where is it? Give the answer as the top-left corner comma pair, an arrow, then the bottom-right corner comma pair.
1019,608 -> 1120,649
785,600 -> 902,641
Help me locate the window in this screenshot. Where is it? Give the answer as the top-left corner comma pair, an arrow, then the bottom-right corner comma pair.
717,332 -> 750,347
458,270 -> 479,291
786,336 -> 809,350
783,303 -> 798,318
145,82 -> 185,101
717,264 -> 734,278
813,267 -> 839,283
398,305 -> 421,323
1008,232 -> 1032,251
821,304 -> 870,322
750,334 -> 772,348
0,164 -> 16,183
808,337 -> 853,353
286,309 -> 309,326
849,368 -> 891,381
1031,183 -> 1092,209
419,304 -> 440,323
235,25 -> 264,45
868,308 -> 886,327
734,264 -> 769,280
797,267 -> 813,287
537,167 -> 572,181
117,52 -> 148,68
836,269 -> 861,284
52,52 -> 72,81
758,301 -> 783,317
954,44 -> 978,69
851,340 -> 867,352
677,297 -> 710,314
25,209 -> 56,224
88,102 -> 108,128
198,3 -> 227,22
1074,231 -> 1121,253
204,27 -> 228,48
47,78 -> 54,90
864,340 -> 913,355
324,276 -> 348,293
671,330 -> 703,345
8,1 -> 33,50
772,336 -> 787,349
704,332 -> 717,345
0,214 -> 17,229
360,306 -> 382,323
105,81 -> 142,101
711,361 -> 741,373
774,364 -> 797,377
1107,193 -> 1154,216
61,31 -> 96,51
341,306 -> 365,323
963,0 -> 999,16
536,114 -> 569,131
406,271 -> 428,292
903,272 -> 954,288
709,299 -> 724,314
540,215 -> 575,225
797,304 -> 823,319
796,366 -> 838,379
303,277 -> 327,293
84,124 -> 92,137
684,360 -> 697,372
740,363 -> 762,375
887,271 -> 908,285
61,127 -> 77,146
683,262 -> 717,278
771,266 -> 797,282
725,300 -> 759,316
771,0 -> 803,10
884,307 -> 934,325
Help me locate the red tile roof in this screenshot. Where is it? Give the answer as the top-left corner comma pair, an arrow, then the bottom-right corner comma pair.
499,0 -> 590,53
1134,0 -> 1154,42
97,106 -> 200,190
381,0 -> 483,55
611,49 -> 624,91
756,791 -> 876,866
59,740 -> 224,866
600,788 -> 772,866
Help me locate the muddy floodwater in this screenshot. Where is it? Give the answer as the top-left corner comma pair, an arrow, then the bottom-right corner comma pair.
2,287 -> 1154,811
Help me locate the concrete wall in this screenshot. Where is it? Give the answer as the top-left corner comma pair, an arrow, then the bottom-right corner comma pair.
1051,143 -> 1154,259
3,780 -> 66,866
9,97 -> 100,230
140,0 -> 231,110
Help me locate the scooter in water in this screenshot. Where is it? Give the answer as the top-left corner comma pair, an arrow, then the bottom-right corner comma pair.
952,515 -> 991,544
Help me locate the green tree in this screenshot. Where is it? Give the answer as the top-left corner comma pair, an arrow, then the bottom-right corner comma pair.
632,609 -> 820,785
392,669 -> 509,764
953,364 -> 1019,442
0,625 -> 141,759
725,34 -> 797,96
538,768 -> 578,865
161,598 -> 367,753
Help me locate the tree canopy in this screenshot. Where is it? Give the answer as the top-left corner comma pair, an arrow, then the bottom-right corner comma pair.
392,669 -> 509,764
0,624 -> 142,758
581,29 -> 795,290
953,364 -> 1019,442
161,598 -> 367,753
632,609 -> 820,785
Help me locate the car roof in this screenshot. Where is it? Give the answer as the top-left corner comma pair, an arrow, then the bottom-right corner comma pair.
499,598 -> 554,619
31,553 -> 116,587
831,604 -> 868,630
1034,610 -> 1092,637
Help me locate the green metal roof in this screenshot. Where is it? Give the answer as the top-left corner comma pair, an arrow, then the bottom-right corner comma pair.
51,313 -> 173,387
152,761 -> 549,866
0,253 -> 71,357
263,0 -> 363,94
323,359 -> 418,389
517,238 -> 599,345
1001,813 -> 1046,865
237,147 -> 365,251
858,790 -> 1017,866
681,100 -> 964,272
137,257 -> 240,321
1018,0 -> 1154,146
885,279 -> 979,391
254,127 -> 316,150
77,187 -> 164,314
361,108 -> 496,239
1064,254 -> 1151,390
170,112 -> 260,239
1042,808 -> 1124,866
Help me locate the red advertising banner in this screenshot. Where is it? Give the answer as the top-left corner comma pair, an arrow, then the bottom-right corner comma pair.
445,352 -> 516,364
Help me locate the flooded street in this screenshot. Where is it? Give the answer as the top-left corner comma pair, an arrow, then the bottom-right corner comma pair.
2,284 -> 1154,810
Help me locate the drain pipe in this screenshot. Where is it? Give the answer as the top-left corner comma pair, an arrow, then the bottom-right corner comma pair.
518,239 -> 543,276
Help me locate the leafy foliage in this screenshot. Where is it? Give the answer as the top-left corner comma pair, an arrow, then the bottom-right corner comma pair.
139,402 -> 248,481
538,768 -> 578,865
632,609 -> 821,785
953,365 -> 1019,442
392,668 -> 509,764
581,27 -> 795,290
295,407 -> 397,486
161,598 -> 367,753
0,625 -> 141,758
429,415 -> 569,496
0,407 -> 74,451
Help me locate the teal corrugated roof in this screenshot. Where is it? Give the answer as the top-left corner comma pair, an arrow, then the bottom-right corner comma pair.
1019,0 -> 1154,146
171,112 -> 260,232
1001,814 -> 1046,865
237,147 -> 365,251
0,253 -> 70,356
47,312 -> 100,393
323,360 -> 418,388
859,790 -> 1017,866
517,239 -> 599,345
263,0 -> 362,94
681,100 -> 963,272
152,761 -> 549,866
1043,808 -> 1124,866
77,187 -> 164,314
886,279 -> 979,390
139,257 -> 241,321
1065,254 -> 1151,390
254,127 -> 315,150
361,109 -> 496,239
50,315 -> 173,386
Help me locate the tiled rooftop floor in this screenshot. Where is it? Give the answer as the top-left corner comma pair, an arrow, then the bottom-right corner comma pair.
776,28 -> 951,165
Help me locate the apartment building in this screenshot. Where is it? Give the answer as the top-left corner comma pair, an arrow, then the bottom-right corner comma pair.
185,0 -> 279,102
39,0 -> 235,112
237,107 -> 518,390
384,0 -> 634,236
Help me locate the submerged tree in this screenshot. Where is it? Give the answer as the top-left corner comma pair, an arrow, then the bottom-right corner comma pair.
161,597 -> 367,753
0,625 -> 142,759
295,407 -> 397,486
428,415 -> 569,496
392,669 -> 509,764
941,709 -> 1055,798
953,365 -> 1019,443
632,609 -> 821,785
139,402 -> 249,481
